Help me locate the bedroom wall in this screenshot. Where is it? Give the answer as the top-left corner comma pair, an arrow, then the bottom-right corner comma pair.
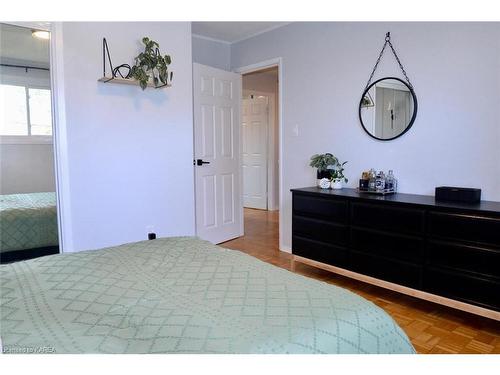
0,66 -> 55,194
57,22 -> 195,252
230,22 -> 500,251
192,35 -> 231,70
0,144 -> 55,194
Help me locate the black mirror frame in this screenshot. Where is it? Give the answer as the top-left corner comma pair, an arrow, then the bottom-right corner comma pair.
358,76 -> 418,141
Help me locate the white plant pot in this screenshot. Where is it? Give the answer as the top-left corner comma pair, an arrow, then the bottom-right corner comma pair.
331,179 -> 343,190
318,178 -> 331,189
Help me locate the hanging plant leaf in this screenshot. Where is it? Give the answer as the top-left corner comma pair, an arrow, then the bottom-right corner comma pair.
131,37 -> 173,90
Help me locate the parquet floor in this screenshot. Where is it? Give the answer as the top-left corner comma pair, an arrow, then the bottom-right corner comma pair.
221,208 -> 500,354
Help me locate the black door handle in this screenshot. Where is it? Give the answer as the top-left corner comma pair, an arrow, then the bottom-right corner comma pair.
196,159 -> 210,166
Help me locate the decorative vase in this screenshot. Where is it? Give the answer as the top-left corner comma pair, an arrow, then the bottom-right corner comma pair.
316,170 -> 331,188
331,179 -> 343,190
318,178 -> 331,189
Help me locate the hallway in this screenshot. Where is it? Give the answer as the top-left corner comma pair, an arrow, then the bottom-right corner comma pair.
221,208 -> 500,354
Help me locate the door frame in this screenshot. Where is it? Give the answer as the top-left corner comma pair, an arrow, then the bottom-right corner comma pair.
2,21 -> 70,253
234,57 -> 286,252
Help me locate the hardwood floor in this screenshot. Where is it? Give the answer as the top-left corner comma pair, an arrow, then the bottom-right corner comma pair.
221,208 -> 500,354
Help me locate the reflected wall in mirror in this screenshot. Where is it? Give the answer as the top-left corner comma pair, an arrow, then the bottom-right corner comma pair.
359,77 -> 417,141
0,23 -> 60,263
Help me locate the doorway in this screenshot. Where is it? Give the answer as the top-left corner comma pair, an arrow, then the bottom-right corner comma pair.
242,67 -> 279,212
193,59 -> 284,251
236,60 -> 283,252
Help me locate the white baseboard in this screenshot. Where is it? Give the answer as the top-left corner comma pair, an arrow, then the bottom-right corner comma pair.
279,244 -> 291,253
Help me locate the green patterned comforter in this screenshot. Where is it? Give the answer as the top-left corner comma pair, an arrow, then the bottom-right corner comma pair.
0,192 -> 58,253
0,237 -> 415,354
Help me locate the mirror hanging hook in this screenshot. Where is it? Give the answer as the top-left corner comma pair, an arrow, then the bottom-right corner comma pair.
385,32 -> 391,41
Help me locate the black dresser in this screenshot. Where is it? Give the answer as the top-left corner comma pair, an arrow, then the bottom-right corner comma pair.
291,187 -> 500,319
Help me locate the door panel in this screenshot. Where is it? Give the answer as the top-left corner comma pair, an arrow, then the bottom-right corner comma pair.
194,63 -> 242,244
242,97 -> 268,209
220,107 -> 233,158
201,105 -> 215,158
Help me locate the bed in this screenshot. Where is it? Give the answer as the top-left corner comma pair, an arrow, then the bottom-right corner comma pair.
0,192 -> 59,263
0,236 -> 415,354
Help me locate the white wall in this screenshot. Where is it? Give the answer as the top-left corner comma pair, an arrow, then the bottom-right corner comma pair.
192,35 -> 231,71
0,143 -> 55,194
0,65 -> 50,87
0,67 -> 55,195
58,22 -> 195,252
231,22 -> 500,251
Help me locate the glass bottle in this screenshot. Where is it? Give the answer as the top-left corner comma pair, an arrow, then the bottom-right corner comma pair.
376,171 -> 386,192
368,168 -> 377,191
386,170 -> 397,192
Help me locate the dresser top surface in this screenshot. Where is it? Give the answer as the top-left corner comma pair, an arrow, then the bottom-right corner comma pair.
291,187 -> 500,214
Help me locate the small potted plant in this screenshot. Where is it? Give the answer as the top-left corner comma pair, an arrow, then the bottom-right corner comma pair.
310,153 -> 348,189
330,161 -> 348,189
309,153 -> 338,187
131,37 -> 173,90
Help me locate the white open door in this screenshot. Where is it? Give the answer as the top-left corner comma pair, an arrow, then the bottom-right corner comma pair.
193,63 -> 242,244
242,96 -> 268,209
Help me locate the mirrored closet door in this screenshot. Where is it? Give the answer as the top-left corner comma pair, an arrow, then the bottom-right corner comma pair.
0,23 -> 59,263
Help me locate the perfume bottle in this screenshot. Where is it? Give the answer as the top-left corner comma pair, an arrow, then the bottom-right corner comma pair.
386,170 -> 397,192
375,171 -> 386,192
368,168 -> 377,191
359,171 -> 370,190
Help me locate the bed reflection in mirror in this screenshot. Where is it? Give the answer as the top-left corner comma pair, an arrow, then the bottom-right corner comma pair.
0,23 -> 59,263
359,77 -> 417,141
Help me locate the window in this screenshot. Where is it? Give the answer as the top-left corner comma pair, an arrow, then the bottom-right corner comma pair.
0,84 -> 52,137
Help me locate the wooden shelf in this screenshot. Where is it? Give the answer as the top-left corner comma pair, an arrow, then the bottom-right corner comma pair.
97,77 -> 171,89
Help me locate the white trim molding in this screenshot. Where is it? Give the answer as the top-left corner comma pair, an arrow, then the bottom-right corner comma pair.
231,23 -> 290,44
192,23 -> 290,45
235,57 -> 285,252
192,33 -> 231,45
2,21 -> 51,31
50,22 -> 73,253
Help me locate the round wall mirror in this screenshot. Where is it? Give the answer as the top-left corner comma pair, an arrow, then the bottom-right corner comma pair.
359,77 -> 417,141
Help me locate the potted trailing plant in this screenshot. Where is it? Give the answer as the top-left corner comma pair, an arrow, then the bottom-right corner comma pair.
330,161 -> 348,189
131,37 -> 173,90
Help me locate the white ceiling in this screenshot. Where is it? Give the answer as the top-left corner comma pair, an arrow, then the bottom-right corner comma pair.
0,23 -> 50,67
192,22 -> 289,43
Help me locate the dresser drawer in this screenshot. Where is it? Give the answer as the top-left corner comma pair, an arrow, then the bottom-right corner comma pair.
293,194 -> 347,223
293,215 -> 347,246
350,250 -> 421,288
428,212 -> 500,247
424,267 -> 500,311
351,202 -> 425,235
292,235 -> 348,268
351,227 -> 424,263
426,240 -> 500,279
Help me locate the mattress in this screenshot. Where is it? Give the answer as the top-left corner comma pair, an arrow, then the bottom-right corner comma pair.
0,192 -> 58,253
0,236 -> 415,354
